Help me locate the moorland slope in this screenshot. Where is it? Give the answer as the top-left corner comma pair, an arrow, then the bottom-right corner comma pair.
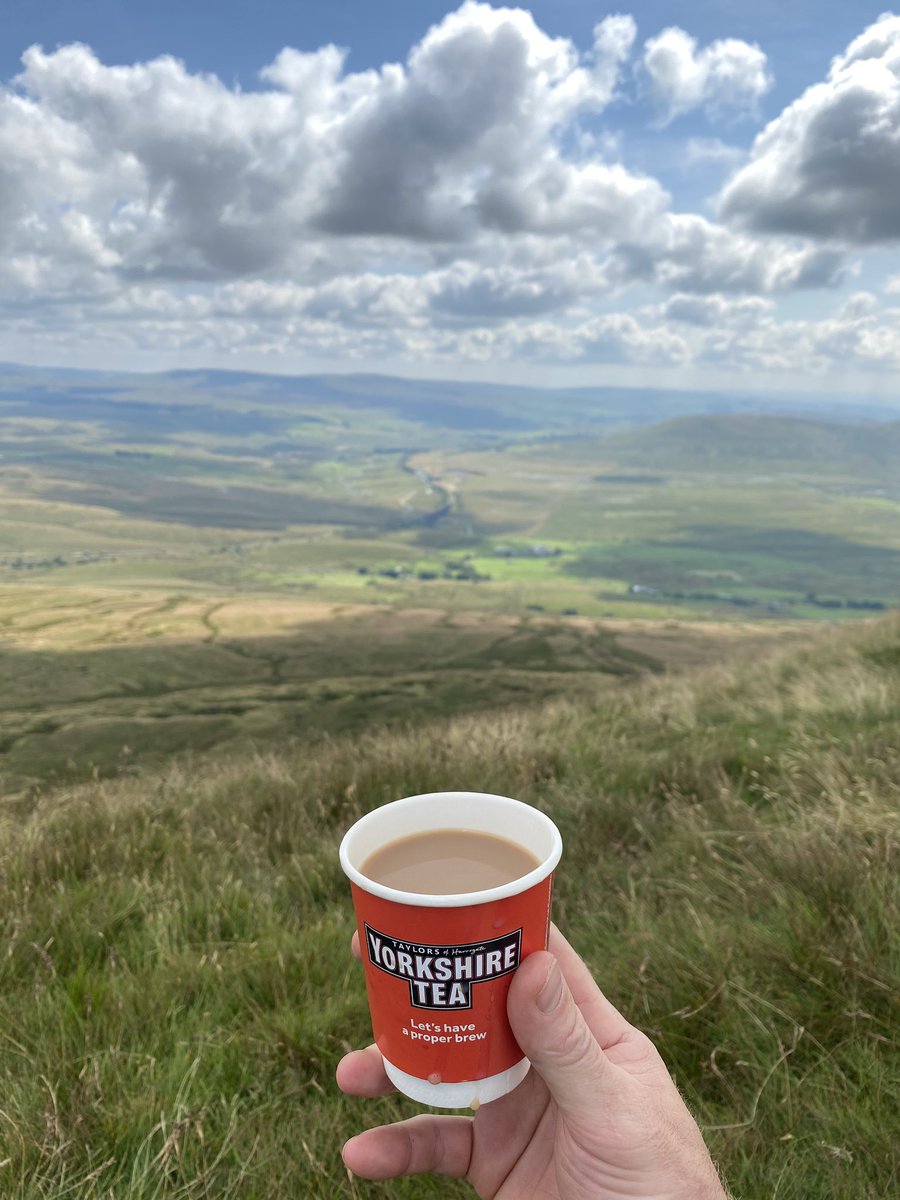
0,612 -> 897,1198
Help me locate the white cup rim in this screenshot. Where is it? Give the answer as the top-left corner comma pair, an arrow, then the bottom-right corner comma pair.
339,790 -> 562,908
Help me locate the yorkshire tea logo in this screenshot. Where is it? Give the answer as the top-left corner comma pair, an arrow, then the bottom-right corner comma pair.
364,924 -> 522,1009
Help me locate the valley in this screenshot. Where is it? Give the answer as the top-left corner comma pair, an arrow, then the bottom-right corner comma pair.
1,365 -> 897,801
0,365 -> 897,1199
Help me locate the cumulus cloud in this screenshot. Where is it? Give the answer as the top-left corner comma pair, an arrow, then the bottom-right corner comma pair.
455,310 -> 692,366
720,14 -> 900,242
1,4 -> 893,383
590,13 -> 638,102
315,5 -> 651,240
608,212 -> 847,294
661,292 -> 774,327
13,40 -> 330,281
441,292 -> 900,376
427,261 -> 591,319
720,304 -> 900,373
642,26 -> 772,123
1,0 -> 655,291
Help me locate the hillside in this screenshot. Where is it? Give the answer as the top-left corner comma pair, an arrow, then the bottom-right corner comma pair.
603,412 -> 900,476
0,613 -> 897,1198
0,585 -> 808,800
410,412 -> 900,615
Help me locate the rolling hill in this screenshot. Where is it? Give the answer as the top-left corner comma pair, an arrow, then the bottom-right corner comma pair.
4,362 -> 900,442
602,412 -> 900,476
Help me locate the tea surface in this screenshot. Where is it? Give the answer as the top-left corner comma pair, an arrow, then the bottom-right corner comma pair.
360,828 -> 541,894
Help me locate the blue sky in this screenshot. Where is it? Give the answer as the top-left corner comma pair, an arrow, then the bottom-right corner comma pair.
3,1 -> 900,400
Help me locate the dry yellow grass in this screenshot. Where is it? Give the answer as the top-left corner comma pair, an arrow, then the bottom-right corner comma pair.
0,583 -> 806,662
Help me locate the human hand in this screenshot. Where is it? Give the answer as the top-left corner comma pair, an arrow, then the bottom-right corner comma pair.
337,923 -> 728,1199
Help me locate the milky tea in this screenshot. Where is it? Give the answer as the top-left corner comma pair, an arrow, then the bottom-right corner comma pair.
360,828 -> 541,895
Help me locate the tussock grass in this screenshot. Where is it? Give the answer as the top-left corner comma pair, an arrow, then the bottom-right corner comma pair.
1,616 -> 898,1198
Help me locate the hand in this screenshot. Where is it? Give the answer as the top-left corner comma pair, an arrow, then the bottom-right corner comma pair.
337,923 -> 728,1199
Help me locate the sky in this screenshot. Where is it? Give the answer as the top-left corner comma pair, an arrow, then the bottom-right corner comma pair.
3,1 -> 900,399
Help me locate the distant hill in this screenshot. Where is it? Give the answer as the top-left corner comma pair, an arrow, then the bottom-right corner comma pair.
602,412 -> 900,475
3,361 -> 899,438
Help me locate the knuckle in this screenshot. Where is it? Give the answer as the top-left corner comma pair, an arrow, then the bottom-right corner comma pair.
544,996 -> 598,1071
405,1115 -> 440,1176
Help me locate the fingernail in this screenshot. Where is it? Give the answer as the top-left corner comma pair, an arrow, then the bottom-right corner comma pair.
537,960 -> 563,1013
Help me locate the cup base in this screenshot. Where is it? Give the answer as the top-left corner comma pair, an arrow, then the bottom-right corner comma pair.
382,1055 -> 531,1109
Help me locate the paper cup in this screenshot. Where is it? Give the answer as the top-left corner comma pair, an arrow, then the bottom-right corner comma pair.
339,791 -> 562,1109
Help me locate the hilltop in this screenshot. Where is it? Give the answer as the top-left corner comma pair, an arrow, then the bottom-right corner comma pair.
0,612 -> 897,1198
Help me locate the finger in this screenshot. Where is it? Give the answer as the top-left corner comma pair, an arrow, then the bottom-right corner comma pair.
343,1114 -> 474,1181
336,1044 -> 397,1098
351,930 -> 361,961
547,923 -> 632,1050
508,950 -> 614,1119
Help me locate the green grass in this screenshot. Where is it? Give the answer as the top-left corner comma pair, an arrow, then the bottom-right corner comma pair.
0,613 -> 897,1198
565,527 -> 900,600
13,587 -> 757,799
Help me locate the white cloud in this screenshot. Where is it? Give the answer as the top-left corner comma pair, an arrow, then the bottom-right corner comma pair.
661,292 -> 774,327
1,5 -> 895,388
575,312 -> 691,364
447,310 -> 692,366
720,14 -> 900,242
314,3 -> 653,240
726,308 -> 900,373
590,13 -> 638,102
9,273 -> 900,383
838,290 -> 878,318
608,212 -> 847,294
0,3 -> 659,292
642,26 -> 772,123
677,294 -> 900,375
427,260 -> 593,319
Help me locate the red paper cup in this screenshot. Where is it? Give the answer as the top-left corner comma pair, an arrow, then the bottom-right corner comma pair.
339,791 -> 562,1109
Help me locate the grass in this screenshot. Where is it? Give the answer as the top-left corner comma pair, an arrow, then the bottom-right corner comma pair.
565,527 -> 900,599
1,586 -> 803,799
0,612 -> 897,1198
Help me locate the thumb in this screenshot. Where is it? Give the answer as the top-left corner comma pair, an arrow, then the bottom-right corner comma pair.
508,951 -> 613,1117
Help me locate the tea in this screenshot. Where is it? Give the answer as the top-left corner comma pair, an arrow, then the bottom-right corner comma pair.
360,828 -> 541,894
